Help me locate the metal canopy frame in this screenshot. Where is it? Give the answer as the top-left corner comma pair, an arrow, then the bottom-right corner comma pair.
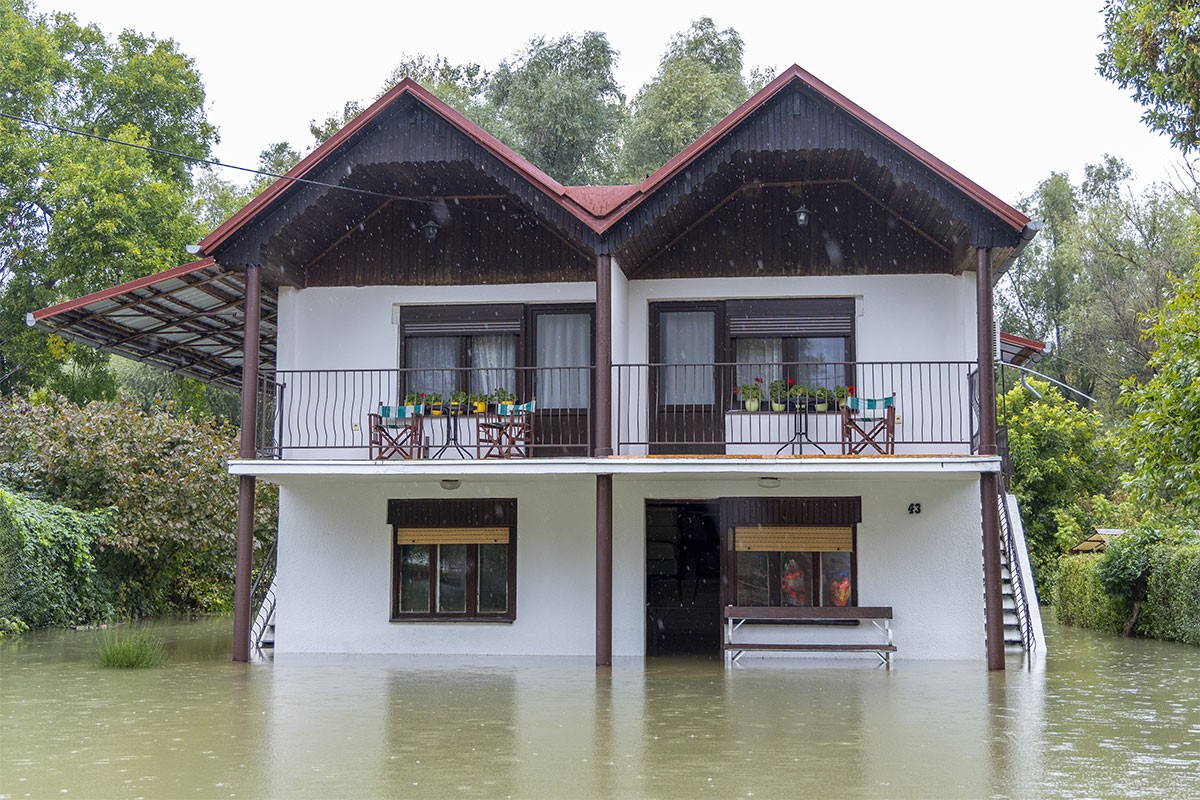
28,258 -> 278,390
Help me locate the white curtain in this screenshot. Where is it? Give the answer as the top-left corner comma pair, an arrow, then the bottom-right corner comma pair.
408,337 -> 459,400
470,335 -> 517,398
735,338 -> 783,388
536,314 -> 590,408
660,311 -> 715,405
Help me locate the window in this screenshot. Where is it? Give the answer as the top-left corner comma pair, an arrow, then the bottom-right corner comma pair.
733,525 -> 856,607
397,304 -> 592,403
727,298 -> 854,393
389,499 -> 517,621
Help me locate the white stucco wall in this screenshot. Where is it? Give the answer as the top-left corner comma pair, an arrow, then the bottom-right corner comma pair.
275,471 -> 986,660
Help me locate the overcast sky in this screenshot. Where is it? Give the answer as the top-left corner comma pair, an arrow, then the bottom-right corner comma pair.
42,0 -> 1183,204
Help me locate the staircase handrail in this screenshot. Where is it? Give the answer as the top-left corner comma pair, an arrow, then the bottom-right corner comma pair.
997,475 -> 1035,652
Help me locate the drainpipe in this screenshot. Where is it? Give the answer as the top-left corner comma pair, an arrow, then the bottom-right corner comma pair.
232,263 -> 262,663
976,247 -> 1005,672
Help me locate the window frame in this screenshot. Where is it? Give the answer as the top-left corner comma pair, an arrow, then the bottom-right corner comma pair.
388,498 -> 518,623
726,298 -> 856,395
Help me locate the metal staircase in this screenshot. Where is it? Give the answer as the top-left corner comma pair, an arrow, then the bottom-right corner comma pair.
249,540 -> 277,651
996,485 -> 1046,653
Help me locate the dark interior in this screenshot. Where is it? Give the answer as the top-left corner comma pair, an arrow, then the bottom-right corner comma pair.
645,501 -> 722,656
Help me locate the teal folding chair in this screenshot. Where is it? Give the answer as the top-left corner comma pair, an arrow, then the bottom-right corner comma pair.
840,394 -> 896,454
477,400 -> 535,458
369,404 -> 425,459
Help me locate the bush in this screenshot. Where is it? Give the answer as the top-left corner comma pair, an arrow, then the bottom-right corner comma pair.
0,487 -> 113,632
0,394 -> 277,618
1055,554 -> 1127,634
1140,543 -> 1200,646
97,628 -> 169,668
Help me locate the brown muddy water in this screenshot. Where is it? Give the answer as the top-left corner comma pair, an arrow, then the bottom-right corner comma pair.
1,617 -> 1198,799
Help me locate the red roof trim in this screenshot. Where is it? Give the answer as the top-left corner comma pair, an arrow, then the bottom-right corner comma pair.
606,65 -> 1030,234
197,65 -> 1029,253
999,331 -> 1047,351
32,258 -> 218,321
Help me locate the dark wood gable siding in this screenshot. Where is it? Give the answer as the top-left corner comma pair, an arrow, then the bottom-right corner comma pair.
720,497 -> 863,528
212,97 -> 599,286
610,82 -> 1016,276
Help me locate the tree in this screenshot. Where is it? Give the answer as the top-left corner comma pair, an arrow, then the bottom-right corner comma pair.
0,1 -> 216,397
1120,264 -> 1200,511
621,18 -> 760,181
1001,380 -> 1119,597
486,32 -> 625,184
1099,0 -> 1200,152
996,157 -> 1197,410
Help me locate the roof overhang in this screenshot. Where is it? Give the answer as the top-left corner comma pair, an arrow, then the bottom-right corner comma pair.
28,258 -> 278,390
999,331 -> 1049,366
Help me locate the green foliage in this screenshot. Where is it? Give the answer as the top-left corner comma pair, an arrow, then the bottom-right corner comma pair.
621,18 -> 755,181
1002,380 -> 1119,596
997,158 -> 1197,411
97,628 -> 169,668
1055,555 -> 1129,634
0,394 -> 276,617
0,1 -> 215,398
1099,0 -> 1200,152
1120,265 -> 1200,511
1140,542 -> 1200,644
0,486 -> 113,632
1096,519 -> 1196,603
486,32 -> 625,184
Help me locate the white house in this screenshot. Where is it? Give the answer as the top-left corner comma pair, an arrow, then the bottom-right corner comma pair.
31,66 -> 1044,668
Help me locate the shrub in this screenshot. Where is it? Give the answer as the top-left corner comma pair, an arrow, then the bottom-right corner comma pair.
97,629 -> 169,668
0,487 -> 113,632
0,394 -> 277,617
1055,554 -> 1127,634
1140,543 -> 1200,646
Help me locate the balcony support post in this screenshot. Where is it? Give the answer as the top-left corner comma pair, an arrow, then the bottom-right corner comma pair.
596,472 -> 613,666
976,247 -> 1005,672
233,263 -> 262,663
594,253 -> 613,457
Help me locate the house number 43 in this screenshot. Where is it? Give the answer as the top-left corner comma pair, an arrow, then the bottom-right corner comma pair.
907,503 -> 922,514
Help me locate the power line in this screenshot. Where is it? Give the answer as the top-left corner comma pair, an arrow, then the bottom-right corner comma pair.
0,110 -> 437,207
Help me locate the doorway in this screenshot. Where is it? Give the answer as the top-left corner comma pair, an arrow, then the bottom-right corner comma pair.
645,501 -> 722,655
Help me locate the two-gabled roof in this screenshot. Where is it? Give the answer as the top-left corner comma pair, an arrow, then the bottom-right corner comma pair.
31,64 -> 1035,388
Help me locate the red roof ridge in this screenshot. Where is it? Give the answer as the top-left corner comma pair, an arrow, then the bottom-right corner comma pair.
562,185 -> 642,217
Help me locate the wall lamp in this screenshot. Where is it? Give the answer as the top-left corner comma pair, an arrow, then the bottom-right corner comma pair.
421,220 -> 441,242
757,476 -> 781,489
793,205 -> 810,228
439,479 -> 461,491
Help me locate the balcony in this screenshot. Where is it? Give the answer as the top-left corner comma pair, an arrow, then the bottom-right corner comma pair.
252,362 -> 984,460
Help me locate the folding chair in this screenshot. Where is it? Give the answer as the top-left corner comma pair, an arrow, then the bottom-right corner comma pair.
476,400 -> 535,458
369,404 -> 425,460
840,394 -> 896,454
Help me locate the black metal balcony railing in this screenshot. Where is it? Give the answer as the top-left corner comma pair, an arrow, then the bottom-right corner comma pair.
254,361 -> 983,460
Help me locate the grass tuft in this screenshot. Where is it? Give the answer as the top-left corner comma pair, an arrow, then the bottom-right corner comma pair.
97,629 -> 169,668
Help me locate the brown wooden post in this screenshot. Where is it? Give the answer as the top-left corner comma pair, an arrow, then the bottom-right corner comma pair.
594,253 -> 612,457
596,473 -> 613,666
976,247 -> 1005,671
233,263 -> 262,663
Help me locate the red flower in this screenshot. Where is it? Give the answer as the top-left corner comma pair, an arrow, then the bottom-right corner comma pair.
847,385 -> 855,395
754,376 -> 763,384
788,377 -> 794,385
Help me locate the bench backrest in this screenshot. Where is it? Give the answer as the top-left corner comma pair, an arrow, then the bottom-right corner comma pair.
724,605 -> 892,621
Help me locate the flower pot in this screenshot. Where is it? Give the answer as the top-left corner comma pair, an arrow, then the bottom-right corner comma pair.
815,402 -> 828,412
472,401 -> 487,414
744,398 -> 761,412
771,401 -> 786,412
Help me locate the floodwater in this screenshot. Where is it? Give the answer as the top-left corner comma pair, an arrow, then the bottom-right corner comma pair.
2,618 -> 1198,799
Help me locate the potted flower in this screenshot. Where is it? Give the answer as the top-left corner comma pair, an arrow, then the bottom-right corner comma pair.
768,378 -> 791,412
737,377 -> 765,412
404,390 -> 424,406
813,387 -> 831,412
424,391 -> 443,414
837,385 -> 854,408
789,382 -> 815,410
468,392 -> 488,414
490,386 -> 517,409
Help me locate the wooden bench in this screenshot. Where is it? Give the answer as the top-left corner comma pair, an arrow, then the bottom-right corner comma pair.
723,605 -> 896,665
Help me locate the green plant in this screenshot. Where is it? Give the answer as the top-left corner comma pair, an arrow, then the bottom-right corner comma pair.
449,390 -> 468,406
737,377 -> 764,401
1055,554 -> 1127,634
1097,520 -> 1197,635
1141,542 -> 1200,645
491,387 -> 517,405
404,391 -> 424,405
768,378 -> 791,403
97,628 -> 169,668
789,383 -> 815,400
423,392 -> 443,406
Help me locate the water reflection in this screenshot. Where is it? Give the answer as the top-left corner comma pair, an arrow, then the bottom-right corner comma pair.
1,618 -> 1197,799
